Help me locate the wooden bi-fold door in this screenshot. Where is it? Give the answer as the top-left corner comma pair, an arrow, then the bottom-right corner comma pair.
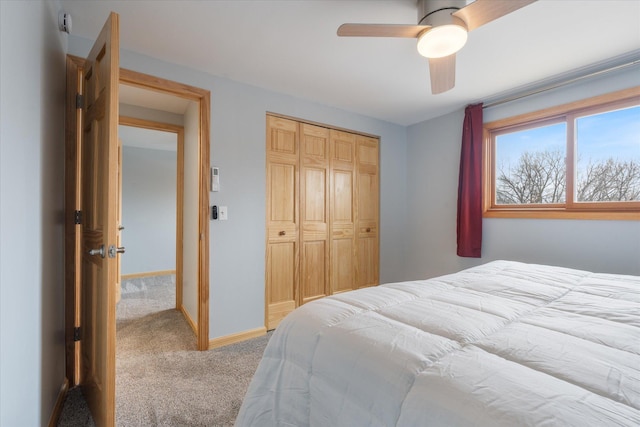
356,135 -> 379,289
299,123 -> 330,305
329,130 -> 357,294
265,116 -> 299,330
265,115 -> 379,330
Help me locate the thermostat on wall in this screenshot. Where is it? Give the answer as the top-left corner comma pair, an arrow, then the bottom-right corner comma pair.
211,167 -> 220,192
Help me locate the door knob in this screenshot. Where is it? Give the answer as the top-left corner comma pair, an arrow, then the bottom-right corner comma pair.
108,245 -> 125,258
88,245 -> 105,258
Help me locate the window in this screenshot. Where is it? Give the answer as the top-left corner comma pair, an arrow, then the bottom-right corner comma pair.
484,87 -> 640,220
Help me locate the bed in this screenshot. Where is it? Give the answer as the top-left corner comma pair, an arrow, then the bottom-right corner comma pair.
235,260 -> 640,426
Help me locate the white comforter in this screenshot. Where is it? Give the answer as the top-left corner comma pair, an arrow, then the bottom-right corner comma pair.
236,261 -> 640,426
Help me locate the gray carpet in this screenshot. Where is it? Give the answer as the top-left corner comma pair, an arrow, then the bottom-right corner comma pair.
57,275 -> 270,426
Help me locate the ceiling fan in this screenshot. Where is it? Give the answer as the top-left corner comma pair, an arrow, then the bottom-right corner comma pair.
337,0 -> 537,94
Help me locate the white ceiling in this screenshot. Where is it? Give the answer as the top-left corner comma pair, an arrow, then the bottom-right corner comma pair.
60,0 -> 640,126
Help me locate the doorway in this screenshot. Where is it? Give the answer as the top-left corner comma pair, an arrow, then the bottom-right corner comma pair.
64,57 -> 212,390
117,118 -> 181,314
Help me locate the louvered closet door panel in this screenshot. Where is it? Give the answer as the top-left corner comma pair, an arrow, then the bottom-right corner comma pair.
266,116 -> 299,330
356,135 -> 380,288
300,124 -> 330,304
330,130 -> 356,294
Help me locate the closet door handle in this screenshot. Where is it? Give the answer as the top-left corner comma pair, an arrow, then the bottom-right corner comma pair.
109,245 -> 126,257
279,231 -> 286,236
88,245 -> 105,258
366,227 -> 371,232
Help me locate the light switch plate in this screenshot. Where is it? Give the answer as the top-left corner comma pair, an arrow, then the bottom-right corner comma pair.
218,206 -> 228,220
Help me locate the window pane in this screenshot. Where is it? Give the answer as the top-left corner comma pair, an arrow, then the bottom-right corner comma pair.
495,122 -> 567,205
576,105 -> 640,202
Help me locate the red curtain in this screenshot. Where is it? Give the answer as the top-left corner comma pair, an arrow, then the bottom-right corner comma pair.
457,103 -> 483,258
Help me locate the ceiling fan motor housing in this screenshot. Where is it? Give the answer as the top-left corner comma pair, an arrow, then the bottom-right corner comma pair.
418,0 -> 468,29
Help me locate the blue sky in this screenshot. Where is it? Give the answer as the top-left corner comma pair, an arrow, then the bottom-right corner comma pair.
496,105 -> 640,170
496,122 -> 565,172
576,106 -> 640,164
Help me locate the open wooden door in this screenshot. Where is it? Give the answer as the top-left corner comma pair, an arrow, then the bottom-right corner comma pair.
80,12 -> 120,427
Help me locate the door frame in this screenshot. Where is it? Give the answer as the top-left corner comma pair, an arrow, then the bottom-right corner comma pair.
118,116 -> 185,314
65,56 -> 211,385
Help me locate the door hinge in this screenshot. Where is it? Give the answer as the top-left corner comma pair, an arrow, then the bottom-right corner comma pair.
73,327 -> 81,342
75,93 -> 83,110
74,210 -> 82,225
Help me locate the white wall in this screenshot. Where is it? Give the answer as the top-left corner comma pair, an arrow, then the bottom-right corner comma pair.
0,0 -> 67,425
405,66 -> 640,280
68,36 -> 409,339
121,146 -> 177,275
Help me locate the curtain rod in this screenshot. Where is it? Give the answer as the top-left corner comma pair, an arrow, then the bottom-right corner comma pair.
483,58 -> 640,109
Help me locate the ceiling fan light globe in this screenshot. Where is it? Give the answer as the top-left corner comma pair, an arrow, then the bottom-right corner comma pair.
417,24 -> 468,58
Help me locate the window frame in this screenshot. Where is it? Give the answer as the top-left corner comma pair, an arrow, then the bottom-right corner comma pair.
483,86 -> 640,220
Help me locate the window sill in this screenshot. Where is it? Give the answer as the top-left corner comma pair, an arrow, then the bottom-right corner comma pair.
483,209 -> 640,221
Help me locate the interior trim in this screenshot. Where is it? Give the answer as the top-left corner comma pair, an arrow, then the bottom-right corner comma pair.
266,111 -> 381,140
208,327 -> 267,350
47,379 -> 69,427
121,270 -> 177,280
180,306 -> 198,337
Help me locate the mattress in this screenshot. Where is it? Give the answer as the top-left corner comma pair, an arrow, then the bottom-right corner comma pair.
235,260 -> 640,426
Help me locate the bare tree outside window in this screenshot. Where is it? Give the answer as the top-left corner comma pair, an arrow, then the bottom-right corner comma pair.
497,150 -> 566,204
497,151 -> 640,204
577,158 -> 640,202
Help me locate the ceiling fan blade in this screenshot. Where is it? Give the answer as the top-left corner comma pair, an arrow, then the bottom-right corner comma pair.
337,24 -> 429,38
453,0 -> 537,32
429,55 -> 456,95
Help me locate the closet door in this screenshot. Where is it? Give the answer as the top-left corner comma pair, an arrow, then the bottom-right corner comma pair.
265,116 -> 299,330
329,130 -> 356,294
300,124 -> 330,304
300,123 -> 330,304
356,135 -> 379,288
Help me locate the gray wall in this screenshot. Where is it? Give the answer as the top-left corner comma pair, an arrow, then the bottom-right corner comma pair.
1,3 -> 635,424
68,25 -> 638,345
405,66 -> 640,280
121,146 -> 177,275
69,36 -> 409,340
207,80 -> 408,337
0,0 -> 68,425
